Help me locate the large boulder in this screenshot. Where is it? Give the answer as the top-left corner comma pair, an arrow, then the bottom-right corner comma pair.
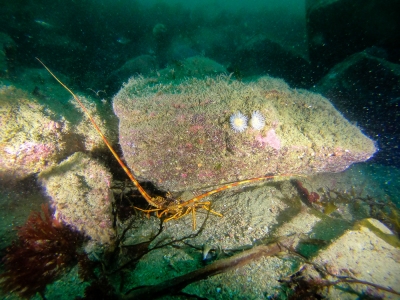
304,218 -> 400,299
0,68 -> 117,183
113,75 -> 376,192
39,152 -> 115,245
107,55 -> 158,94
0,85 -> 70,183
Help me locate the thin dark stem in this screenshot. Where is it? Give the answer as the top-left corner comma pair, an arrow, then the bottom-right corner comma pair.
122,238 -> 286,299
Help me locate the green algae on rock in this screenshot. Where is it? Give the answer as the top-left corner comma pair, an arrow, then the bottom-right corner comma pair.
0,85 -> 69,182
113,75 -> 376,192
0,69 -> 117,183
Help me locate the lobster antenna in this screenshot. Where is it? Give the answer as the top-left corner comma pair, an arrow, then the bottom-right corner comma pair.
189,173 -> 306,203
36,58 -> 154,204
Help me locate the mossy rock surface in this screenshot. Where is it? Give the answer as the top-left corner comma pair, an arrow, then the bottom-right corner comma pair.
39,152 -> 115,245
113,75 -> 376,192
0,69 -> 117,183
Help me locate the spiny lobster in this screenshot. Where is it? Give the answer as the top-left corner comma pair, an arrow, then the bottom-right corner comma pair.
36,58 -> 300,230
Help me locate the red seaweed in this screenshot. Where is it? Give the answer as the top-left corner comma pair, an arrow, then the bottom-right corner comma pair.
0,204 -> 85,298
294,180 -> 320,204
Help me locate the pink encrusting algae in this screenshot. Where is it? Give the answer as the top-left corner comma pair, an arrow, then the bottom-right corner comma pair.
256,129 -> 281,150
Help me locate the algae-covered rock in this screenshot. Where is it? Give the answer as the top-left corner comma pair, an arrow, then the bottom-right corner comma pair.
0,68 -> 117,183
305,218 -> 400,299
113,75 -> 376,192
107,55 -> 158,93
39,152 -> 115,245
157,56 -> 227,80
0,85 -> 70,182
13,68 -> 117,153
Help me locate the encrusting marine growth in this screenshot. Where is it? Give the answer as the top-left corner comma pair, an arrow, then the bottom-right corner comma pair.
39,152 -> 116,244
113,71 -> 376,193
